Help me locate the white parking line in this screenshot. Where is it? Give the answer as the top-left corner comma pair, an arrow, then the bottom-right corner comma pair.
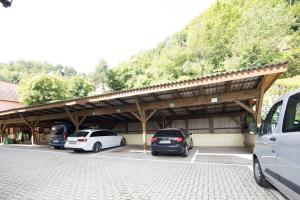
0,146 -> 252,167
196,152 -> 252,160
129,150 -> 151,153
0,146 -> 70,155
190,150 -> 198,163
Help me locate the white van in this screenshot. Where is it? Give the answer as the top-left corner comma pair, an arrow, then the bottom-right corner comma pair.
253,88 -> 300,200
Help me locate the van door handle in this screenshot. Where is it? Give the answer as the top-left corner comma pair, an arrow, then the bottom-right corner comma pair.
270,137 -> 276,141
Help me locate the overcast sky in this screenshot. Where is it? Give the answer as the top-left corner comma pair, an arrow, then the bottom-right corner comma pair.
0,0 -> 214,72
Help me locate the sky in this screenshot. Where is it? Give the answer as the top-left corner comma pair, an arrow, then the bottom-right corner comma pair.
0,0 -> 214,73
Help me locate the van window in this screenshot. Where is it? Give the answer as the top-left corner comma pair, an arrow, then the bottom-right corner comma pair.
283,93 -> 300,133
261,101 -> 282,135
50,125 -> 64,135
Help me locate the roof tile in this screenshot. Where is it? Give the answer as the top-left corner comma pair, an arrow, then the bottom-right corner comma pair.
0,81 -> 20,102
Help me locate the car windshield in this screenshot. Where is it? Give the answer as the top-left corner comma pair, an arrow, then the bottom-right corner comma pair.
70,131 -> 89,137
156,130 -> 183,137
50,125 -> 64,135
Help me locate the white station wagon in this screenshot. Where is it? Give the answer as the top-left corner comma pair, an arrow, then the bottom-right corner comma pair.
65,129 -> 126,152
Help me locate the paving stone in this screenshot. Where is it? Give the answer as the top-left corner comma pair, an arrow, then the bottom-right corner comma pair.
0,146 -> 280,200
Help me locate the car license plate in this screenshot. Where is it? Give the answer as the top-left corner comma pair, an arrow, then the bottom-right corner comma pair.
53,140 -> 59,143
69,141 -> 77,144
160,140 -> 171,144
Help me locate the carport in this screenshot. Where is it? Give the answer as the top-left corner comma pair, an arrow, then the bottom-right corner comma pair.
0,62 -> 288,150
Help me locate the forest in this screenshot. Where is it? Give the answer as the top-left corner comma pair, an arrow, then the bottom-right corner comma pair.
0,0 -> 299,107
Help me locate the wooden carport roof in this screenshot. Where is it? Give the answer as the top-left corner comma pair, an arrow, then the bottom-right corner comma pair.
0,62 -> 288,127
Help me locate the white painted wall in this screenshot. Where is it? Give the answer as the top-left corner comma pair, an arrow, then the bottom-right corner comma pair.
244,133 -> 257,151
116,115 -> 245,147
120,133 -> 245,146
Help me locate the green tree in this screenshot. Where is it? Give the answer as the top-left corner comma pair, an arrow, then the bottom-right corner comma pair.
106,0 -> 300,90
90,59 -> 109,93
18,75 -> 67,106
67,76 -> 94,98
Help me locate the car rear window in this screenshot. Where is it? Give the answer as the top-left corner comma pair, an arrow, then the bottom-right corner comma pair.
70,131 -> 89,137
156,130 -> 183,137
50,125 -> 64,135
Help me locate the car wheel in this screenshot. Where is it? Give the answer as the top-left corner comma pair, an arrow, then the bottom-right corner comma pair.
182,146 -> 188,157
92,142 -> 102,153
54,146 -> 60,149
189,139 -> 193,149
253,158 -> 267,187
151,151 -> 158,156
120,138 -> 126,146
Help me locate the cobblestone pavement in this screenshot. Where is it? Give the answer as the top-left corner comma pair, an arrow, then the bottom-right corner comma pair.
0,146 -> 284,200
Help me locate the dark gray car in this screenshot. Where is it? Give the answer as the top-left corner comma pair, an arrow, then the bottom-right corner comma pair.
49,123 -> 75,149
151,128 -> 193,157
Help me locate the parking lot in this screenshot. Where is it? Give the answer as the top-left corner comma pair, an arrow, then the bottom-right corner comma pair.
0,145 -> 286,200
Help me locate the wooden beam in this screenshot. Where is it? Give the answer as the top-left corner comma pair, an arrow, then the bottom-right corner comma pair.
256,76 -> 267,126
0,89 -> 260,125
19,114 -> 33,129
142,120 -> 147,150
79,115 -> 87,126
263,73 -> 282,93
125,123 -> 128,134
209,117 -> 214,133
134,97 -> 144,121
19,114 -> 39,145
65,108 -> 77,126
131,112 -> 141,121
185,119 -> 189,131
0,124 -> 7,144
146,110 -> 157,121
234,100 -> 256,116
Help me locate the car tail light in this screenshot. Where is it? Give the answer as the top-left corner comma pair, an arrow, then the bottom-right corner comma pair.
151,137 -> 157,142
64,132 -> 67,140
78,138 -> 87,142
174,137 -> 183,142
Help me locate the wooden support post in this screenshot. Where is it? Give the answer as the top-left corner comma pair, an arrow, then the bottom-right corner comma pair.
142,119 -> 147,150
209,117 -> 214,133
66,108 -> 86,130
125,123 -> 128,134
234,100 -> 256,119
185,119 -> 189,131
256,76 -> 267,127
0,124 -> 7,144
19,114 -> 39,145
132,98 -> 158,150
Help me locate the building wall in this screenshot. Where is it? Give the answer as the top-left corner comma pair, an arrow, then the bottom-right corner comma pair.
244,133 -> 257,151
114,115 -> 245,146
0,100 -> 21,112
120,133 -> 245,146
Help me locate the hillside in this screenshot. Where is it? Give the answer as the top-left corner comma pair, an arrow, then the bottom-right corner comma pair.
108,0 -> 300,91
0,60 -> 77,84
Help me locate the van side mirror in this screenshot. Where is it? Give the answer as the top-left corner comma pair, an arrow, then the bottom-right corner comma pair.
255,124 -> 263,136
249,123 -> 262,135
